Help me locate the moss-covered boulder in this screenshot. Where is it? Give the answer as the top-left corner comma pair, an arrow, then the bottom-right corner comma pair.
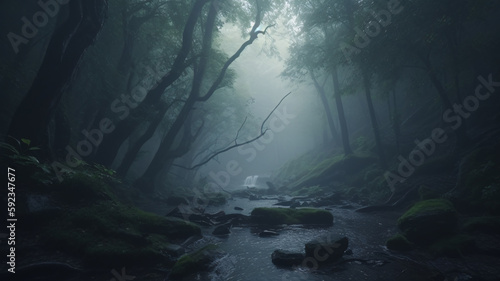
454,146 -> 500,214
462,216 -> 500,234
386,234 -> 413,251
398,199 -> 457,245
170,245 -> 222,280
41,202 -> 201,267
428,235 -> 476,257
250,208 -> 333,225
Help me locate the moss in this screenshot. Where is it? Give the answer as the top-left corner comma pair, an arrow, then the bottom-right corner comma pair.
250,207 -> 333,225
462,216 -> 500,234
386,234 -> 413,251
54,172 -> 118,204
418,185 -> 440,200
170,244 -> 219,279
41,201 -> 200,267
428,235 -> 476,257
398,199 -> 457,245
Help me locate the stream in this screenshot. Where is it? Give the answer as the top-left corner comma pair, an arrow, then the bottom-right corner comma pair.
177,197 -> 437,281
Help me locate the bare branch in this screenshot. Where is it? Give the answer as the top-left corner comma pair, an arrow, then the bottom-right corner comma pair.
174,92 -> 293,170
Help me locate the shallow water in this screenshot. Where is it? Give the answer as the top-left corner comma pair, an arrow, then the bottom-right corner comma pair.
199,197 -> 433,281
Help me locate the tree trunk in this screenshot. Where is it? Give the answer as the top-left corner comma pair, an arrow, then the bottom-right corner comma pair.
362,71 -> 386,168
331,66 -> 352,155
93,0 -> 208,166
134,1 -> 217,193
7,0 -> 108,151
310,71 -> 340,145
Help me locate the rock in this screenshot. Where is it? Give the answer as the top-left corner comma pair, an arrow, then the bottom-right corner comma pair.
398,199 -> 457,245
304,235 -> 348,263
170,245 -> 223,279
259,230 -> 279,237
212,224 -> 231,235
250,207 -> 333,225
165,244 -> 185,257
386,234 -> 413,251
271,250 -> 305,267
234,206 -> 244,211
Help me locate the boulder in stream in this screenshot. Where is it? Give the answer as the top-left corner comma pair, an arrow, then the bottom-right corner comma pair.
271,250 -> 305,267
304,235 -> 348,263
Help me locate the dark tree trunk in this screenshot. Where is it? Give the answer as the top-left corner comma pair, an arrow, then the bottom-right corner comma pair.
331,66 -> 352,155
116,100 -> 182,176
310,71 -> 340,145
362,71 -> 387,168
93,0 -> 208,166
7,0 -> 108,151
420,54 -> 469,147
134,1 -> 218,193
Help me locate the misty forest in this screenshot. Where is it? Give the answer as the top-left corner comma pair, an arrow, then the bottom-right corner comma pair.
1,0 -> 500,280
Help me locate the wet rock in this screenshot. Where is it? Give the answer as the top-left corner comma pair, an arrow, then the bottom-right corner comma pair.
304,235 -> 348,263
170,245 -> 223,280
212,224 -> 231,235
386,234 -> 413,251
259,230 -> 279,237
234,206 -> 243,211
271,250 -> 305,267
165,244 -> 185,257
250,207 -> 333,225
398,199 -> 457,245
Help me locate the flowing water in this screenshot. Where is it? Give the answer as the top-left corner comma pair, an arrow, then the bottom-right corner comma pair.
197,197 -> 436,281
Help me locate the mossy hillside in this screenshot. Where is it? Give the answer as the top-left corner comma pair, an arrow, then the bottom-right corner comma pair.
170,244 -> 220,279
290,185 -> 326,197
289,154 -> 376,190
398,199 -> 457,245
250,207 -> 333,225
273,148 -> 334,184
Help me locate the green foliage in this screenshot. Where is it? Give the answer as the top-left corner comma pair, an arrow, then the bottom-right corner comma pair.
250,207 -> 333,225
0,137 -> 53,185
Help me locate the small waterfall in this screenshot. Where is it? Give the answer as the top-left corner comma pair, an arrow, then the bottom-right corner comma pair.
243,175 -> 259,187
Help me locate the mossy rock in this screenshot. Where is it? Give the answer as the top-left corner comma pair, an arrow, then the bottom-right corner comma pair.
290,185 -> 325,197
462,216 -> 500,234
41,202 -> 200,267
398,199 -> 457,245
170,244 -> 221,279
386,234 -> 413,251
54,172 -> 118,204
428,234 -> 476,257
250,207 -> 333,225
455,146 -> 500,214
